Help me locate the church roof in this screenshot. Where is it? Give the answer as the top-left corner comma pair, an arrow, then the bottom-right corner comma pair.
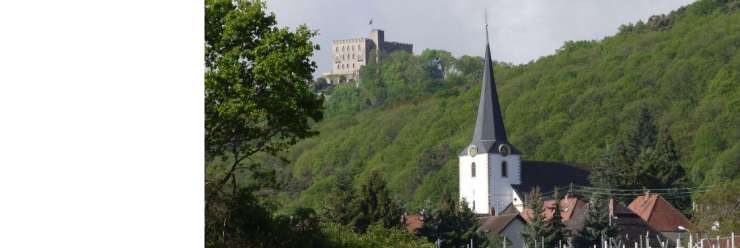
461,36 -> 520,156
511,160 -> 591,194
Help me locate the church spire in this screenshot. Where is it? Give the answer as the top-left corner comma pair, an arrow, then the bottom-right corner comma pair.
465,17 -> 519,155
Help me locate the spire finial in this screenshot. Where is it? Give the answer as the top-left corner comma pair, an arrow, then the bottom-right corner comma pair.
484,9 -> 489,44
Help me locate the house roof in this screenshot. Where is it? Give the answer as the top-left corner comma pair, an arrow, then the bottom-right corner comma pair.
478,213 -> 523,234
461,38 -> 520,156
609,198 -> 666,244
402,214 -> 424,233
511,160 -> 591,194
521,195 -> 584,223
627,193 -> 692,232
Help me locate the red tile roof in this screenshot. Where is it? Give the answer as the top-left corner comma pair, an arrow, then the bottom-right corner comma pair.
522,195 -> 583,223
402,214 -> 424,233
627,193 -> 692,232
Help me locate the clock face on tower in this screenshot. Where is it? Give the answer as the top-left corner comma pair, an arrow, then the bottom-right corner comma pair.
498,144 -> 510,157
468,145 -> 477,157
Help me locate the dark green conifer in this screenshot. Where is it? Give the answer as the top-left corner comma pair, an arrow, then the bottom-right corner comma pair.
350,170 -> 402,233
573,194 -> 618,248
544,187 -> 570,247
521,187 -> 546,248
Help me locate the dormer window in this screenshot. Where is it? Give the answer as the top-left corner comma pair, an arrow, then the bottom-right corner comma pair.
471,162 -> 476,177
501,161 -> 508,177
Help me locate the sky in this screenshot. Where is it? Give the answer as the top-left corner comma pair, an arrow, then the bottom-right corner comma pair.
265,0 -> 695,77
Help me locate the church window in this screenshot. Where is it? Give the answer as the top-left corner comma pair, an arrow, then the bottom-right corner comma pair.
471,162 -> 476,177
501,161 -> 508,177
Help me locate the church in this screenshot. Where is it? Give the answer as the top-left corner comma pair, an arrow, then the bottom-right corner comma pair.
458,30 -> 591,216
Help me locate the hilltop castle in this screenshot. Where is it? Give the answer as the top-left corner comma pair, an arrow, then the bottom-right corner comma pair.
322,29 -> 412,84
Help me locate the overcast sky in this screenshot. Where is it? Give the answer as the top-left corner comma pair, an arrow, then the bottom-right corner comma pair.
265,0 -> 695,77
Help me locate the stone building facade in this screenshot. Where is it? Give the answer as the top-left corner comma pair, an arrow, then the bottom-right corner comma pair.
323,29 -> 412,84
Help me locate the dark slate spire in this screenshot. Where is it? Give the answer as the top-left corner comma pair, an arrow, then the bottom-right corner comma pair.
462,21 -> 520,156
473,43 -> 508,143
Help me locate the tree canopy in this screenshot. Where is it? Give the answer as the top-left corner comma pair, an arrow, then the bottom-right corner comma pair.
275,0 -> 740,214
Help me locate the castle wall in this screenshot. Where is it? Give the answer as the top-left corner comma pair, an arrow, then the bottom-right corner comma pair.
325,29 -> 412,84
329,38 -> 372,83
382,41 -> 413,55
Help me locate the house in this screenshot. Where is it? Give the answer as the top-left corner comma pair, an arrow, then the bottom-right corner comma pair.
479,205 -> 527,248
400,213 -> 424,233
628,193 -> 692,242
609,198 -> 667,246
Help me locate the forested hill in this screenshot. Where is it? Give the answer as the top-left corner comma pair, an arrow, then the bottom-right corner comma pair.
273,0 -> 740,212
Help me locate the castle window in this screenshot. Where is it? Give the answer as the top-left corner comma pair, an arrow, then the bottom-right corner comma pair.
501,161 -> 508,177
471,162 -> 476,177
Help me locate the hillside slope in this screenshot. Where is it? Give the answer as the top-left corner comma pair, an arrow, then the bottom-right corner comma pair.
273,0 -> 740,212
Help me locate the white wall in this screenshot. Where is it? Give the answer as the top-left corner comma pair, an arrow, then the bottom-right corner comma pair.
487,154 -> 521,215
512,190 -> 525,213
459,153 -> 489,214
460,153 -> 521,215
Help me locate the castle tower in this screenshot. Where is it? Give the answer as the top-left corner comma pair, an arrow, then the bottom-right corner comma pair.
459,25 -> 521,215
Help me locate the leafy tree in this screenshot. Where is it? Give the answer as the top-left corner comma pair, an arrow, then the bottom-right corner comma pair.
321,222 -> 435,248
350,170 -> 402,232
416,192 -> 487,248
205,188 -> 329,247
692,180 -> 740,235
521,187 -> 546,248
544,187 -> 570,247
572,194 -> 618,248
204,0 -> 324,246
322,172 -> 355,225
205,0 -> 323,198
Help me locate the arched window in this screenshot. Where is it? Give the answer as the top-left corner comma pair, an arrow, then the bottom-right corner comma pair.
501,161 -> 508,177
471,162 -> 476,177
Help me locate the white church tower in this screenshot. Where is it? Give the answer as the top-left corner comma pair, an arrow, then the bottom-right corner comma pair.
459,24 -> 522,215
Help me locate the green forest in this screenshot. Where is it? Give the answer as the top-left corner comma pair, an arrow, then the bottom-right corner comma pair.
206,0 -> 739,246
273,0 -> 739,213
